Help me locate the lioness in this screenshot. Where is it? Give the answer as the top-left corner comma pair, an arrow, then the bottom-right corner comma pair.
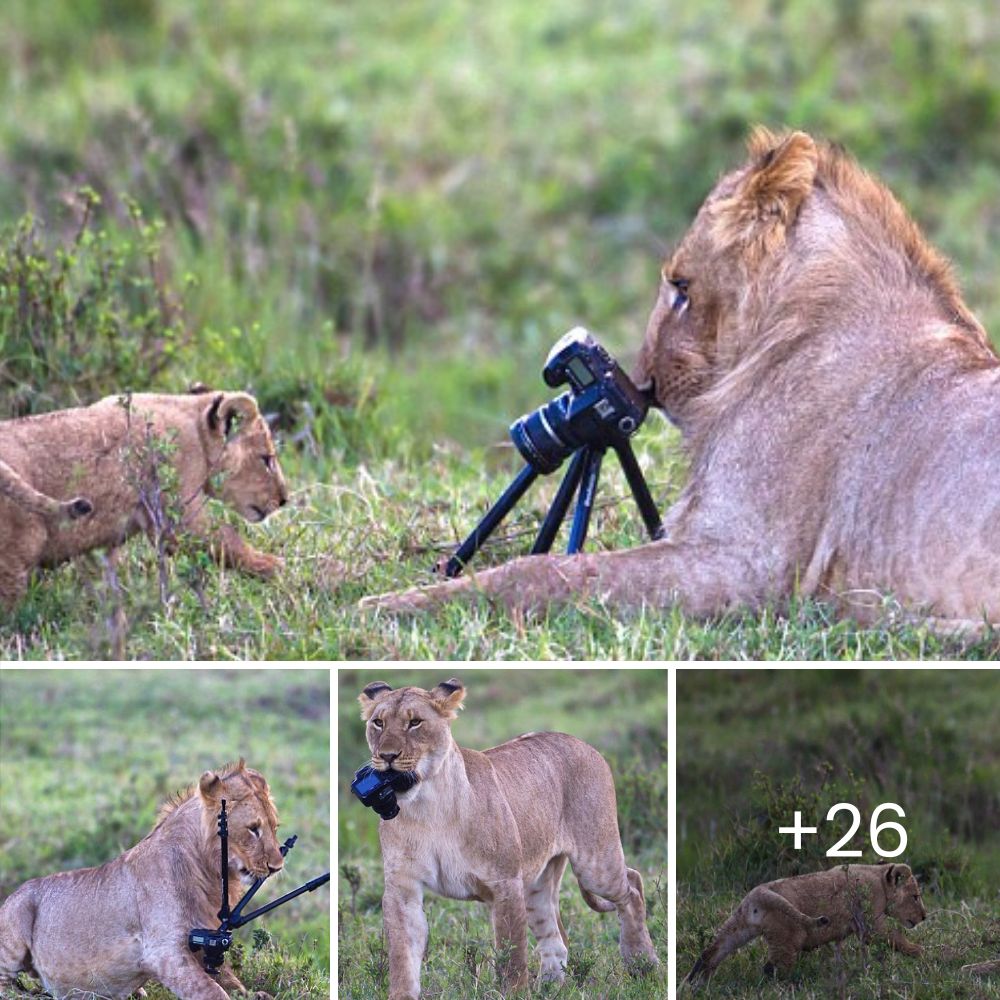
358,678 -> 659,999
364,128 -> 1000,632
0,390 -> 287,608
687,863 -> 926,984
0,760 -> 284,1000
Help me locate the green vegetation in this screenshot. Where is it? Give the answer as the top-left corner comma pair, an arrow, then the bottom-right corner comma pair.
0,669 -> 330,999
677,669 -> 1000,997
2,0 -> 1000,657
337,668 -> 668,999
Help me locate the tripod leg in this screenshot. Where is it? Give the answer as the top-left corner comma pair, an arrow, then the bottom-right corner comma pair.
614,440 -> 664,540
567,448 -> 604,554
531,448 -> 588,555
443,464 -> 539,578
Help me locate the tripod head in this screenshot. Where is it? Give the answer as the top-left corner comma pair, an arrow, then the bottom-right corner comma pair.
188,800 -> 330,975
442,328 -> 663,578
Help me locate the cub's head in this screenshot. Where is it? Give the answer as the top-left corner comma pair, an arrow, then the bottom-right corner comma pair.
882,863 -> 927,929
203,392 -> 289,522
633,128 -> 819,431
358,678 -> 465,781
199,759 -> 284,884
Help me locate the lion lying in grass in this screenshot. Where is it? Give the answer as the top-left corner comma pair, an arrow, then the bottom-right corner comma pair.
364,128 -> 1000,632
0,390 -> 287,608
0,760 -> 284,1000
687,863 -> 926,984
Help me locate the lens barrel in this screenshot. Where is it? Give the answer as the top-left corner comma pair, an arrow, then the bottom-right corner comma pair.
509,395 -> 574,474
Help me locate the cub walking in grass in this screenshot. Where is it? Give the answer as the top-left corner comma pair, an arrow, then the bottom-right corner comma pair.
358,677 -> 659,1000
687,863 -> 926,985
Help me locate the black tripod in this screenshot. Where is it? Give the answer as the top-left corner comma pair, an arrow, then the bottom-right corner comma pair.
442,438 -> 663,578
188,800 -> 331,974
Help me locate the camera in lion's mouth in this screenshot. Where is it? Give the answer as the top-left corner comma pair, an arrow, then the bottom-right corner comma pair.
350,763 -> 419,820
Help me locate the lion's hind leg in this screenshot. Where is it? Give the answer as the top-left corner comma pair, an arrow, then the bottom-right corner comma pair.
0,885 -> 37,990
526,855 -> 569,984
571,858 -> 658,970
686,898 -> 760,984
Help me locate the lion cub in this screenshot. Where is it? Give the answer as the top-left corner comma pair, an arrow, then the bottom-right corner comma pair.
358,677 -> 659,1000
0,390 -> 287,608
687,863 -> 926,984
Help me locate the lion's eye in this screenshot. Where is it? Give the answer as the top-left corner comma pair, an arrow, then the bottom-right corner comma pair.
372,718 -> 384,729
407,719 -> 422,729
262,454 -> 276,473
249,825 -> 261,838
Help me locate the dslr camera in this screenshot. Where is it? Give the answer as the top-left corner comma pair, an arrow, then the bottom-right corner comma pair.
351,763 -> 418,820
509,327 -> 649,474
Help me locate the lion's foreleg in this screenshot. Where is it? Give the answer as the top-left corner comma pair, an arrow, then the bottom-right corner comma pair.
489,879 -> 530,992
215,965 -> 247,995
361,540 -> 766,617
882,926 -> 922,957
383,881 -> 426,1000
149,955 -> 231,1000
194,519 -> 283,579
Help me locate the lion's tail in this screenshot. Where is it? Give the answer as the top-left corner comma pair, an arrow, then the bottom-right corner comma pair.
579,887 -> 617,913
0,459 -> 93,520
753,887 -> 830,930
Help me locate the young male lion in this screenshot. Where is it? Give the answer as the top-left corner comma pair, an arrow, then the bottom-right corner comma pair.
358,678 -> 659,999
364,128 -> 1000,632
0,390 -> 287,608
0,760 -> 284,1000
687,863 -> 926,985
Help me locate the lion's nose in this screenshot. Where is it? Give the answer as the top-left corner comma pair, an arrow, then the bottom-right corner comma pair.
380,751 -> 400,764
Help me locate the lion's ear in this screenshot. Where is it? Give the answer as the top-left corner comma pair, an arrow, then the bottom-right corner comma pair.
206,392 -> 260,440
720,129 -> 818,249
887,864 -> 911,885
199,770 -> 223,803
358,681 -> 393,719
430,678 -> 465,718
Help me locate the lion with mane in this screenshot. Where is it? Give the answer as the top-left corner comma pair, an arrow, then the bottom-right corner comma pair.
0,760 -> 284,1000
0,390 -> 287,608
365,128 -> 1000,631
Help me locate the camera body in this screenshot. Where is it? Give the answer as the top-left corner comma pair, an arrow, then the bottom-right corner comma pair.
188,928 -> 233,973
510,328 -> 649,474
351,763 -> 419,820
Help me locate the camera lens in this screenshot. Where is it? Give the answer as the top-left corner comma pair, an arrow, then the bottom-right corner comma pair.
510,396 -> 575,474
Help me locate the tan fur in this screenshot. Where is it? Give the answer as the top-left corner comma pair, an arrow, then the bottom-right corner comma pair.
362,129 -> 1000,631
0,391 -> 288,608
964,959 -> 1000,975
687,863 -> 927,984
0,761 -> 285,1000
358,678 -> 658,1000
0,459 -> 93,521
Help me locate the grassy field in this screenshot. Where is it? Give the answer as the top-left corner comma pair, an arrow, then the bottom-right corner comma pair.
0,668 -> 330,999
336,668 -> 668,999
676,669 -> 1000,998
2,0 -> 1000,658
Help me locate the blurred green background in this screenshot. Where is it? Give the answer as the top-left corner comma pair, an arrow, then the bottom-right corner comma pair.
2,0 -> 999,658
337,667 -> 668,998
676,669 -> 1000,996
0,668 -> 330,997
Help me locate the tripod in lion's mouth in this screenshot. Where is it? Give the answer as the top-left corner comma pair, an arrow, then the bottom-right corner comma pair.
187,799 -> 330,975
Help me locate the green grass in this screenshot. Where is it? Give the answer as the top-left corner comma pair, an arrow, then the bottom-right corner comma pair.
2,0 -> 1000,658
0,669 -> 330,999
337,668 -> 668,999
676,669 -> 1000,998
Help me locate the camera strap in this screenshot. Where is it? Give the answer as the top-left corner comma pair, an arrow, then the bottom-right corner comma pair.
189,800 -> 331,974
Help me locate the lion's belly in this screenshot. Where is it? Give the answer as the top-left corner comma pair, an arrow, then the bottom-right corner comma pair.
418,838 -> 484,900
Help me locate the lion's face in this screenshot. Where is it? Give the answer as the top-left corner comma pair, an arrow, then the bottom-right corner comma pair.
633,130 -> 820,430
204,393 -> 289,523
358,678 -> 465,781
199,762 -> 285,884
884,864 -> 927,929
